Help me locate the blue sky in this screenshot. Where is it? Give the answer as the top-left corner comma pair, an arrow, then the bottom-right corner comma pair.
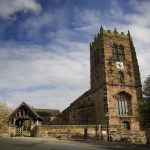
0,0 -> 150,111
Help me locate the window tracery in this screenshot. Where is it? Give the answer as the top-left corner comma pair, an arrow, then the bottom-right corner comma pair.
118,45 -> 125,60
112,44 -> 125,60
78,111 -> 89,125
112,44 -> 118,60
116,93 -> 131,116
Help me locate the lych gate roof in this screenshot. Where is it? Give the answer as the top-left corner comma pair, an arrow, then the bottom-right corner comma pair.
8,101 -> 43,120
8,101 -> 60,119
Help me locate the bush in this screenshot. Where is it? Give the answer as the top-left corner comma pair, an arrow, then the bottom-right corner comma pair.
0,101 -> 12,130
137,75 -> 150,128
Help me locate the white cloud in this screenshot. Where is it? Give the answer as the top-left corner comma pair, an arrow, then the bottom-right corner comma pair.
73,8 -> 102,33
21,12 -> 54,38
109,0 -> 123,20
0,0 -> 42,20
5,87 -> 87,112
1,0 -> 150,111
122,1 -> 150,82
0,41 -> 90,89
19,5 -> 71,39
0,39 -> 90,111
129,0 -> 150,14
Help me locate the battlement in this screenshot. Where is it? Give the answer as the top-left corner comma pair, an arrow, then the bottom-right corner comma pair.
90,26 -> 132,49
105,29 -> 125,35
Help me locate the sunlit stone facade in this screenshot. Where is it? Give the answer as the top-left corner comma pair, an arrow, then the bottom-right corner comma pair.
61,26 -> 142,131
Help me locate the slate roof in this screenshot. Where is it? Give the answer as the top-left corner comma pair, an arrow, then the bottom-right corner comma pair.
8,101 -> 60,120
8,101 -> 43,120
34,108 -> 60,116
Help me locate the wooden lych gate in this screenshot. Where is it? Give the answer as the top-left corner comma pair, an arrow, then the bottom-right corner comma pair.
8,102 -> 43,137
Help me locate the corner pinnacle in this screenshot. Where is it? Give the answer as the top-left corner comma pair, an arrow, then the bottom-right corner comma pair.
114,28 -> 118,34
127,30 -> 130,37
100,25 -> 103,34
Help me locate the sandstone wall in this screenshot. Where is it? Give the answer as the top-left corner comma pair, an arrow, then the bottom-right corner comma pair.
34,125 -> 146,144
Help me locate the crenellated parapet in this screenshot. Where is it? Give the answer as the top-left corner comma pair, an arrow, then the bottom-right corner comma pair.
90,26 -> 134,50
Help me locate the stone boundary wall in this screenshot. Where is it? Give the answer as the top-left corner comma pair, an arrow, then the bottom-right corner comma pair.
0,124 -> 147,144
34,125 -> 146,144
108,125 -> 146,144
35,125 -> 98,139
0,132 -> 10,137
0,125 -> 10,137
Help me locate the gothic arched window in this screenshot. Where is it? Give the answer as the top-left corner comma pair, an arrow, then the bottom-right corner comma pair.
112,44 -> 118,60
118,71 -> 124,82
116,93 -> 132,116
78,111 -> 89,125
118,45 -> 125,60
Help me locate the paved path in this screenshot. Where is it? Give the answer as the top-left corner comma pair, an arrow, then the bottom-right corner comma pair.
0,137 -> 149,150
0,137 -> 104,150
75,139 -> 150,150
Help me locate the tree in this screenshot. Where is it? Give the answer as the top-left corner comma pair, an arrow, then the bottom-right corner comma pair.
0,101 -> 12,130
137,75 -> 150,128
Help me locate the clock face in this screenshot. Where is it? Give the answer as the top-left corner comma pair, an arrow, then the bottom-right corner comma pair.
116,62 -> 124,69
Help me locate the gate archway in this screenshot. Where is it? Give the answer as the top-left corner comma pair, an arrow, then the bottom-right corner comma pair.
15,118 -> 31,136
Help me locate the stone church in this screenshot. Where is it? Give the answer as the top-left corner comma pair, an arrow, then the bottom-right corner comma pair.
60,26 -> 142,131
8,26 -> 142,136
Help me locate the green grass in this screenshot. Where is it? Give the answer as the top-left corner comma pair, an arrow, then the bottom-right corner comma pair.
23,131 -> 31,137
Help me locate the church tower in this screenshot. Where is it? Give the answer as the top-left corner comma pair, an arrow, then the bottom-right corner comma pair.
90,26 -> 142,131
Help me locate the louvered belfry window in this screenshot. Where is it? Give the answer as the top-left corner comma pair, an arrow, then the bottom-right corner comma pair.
112,44 -> 125,61
112,44 -> 118,60
118,45 -> 125,60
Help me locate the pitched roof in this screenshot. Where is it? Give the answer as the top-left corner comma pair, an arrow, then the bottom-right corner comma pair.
8,101 -> 43,120
34,108 -> 60,116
